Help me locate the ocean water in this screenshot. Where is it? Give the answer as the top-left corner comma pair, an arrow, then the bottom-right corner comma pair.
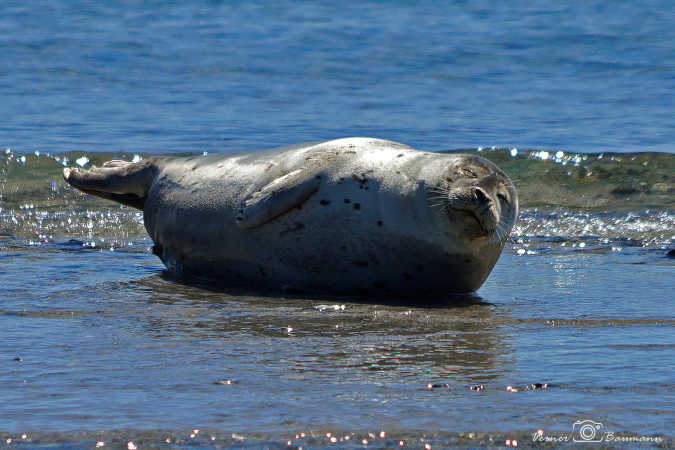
1,1 -> 674,448
2,0 -> 675,155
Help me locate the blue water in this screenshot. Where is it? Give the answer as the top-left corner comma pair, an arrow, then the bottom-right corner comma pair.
1,1 -> 673,448
2,0 -> 674,155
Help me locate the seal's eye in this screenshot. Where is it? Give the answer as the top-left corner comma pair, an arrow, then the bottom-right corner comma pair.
497,193 -> 509,205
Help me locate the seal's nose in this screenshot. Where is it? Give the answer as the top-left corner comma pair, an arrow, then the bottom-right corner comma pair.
473,187 -> 490,205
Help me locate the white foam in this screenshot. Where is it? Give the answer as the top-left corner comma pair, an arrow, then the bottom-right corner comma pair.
76,156 -> 90,167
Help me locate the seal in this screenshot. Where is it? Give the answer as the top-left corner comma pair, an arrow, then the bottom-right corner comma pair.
63,137 -> 518,295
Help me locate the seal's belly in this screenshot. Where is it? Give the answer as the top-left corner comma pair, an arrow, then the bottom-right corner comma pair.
148,180 -> 498,295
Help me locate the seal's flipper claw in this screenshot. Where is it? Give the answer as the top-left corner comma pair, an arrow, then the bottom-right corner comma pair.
236,168 -> 321,229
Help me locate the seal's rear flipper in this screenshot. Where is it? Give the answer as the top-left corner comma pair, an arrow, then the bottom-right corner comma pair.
62,159 -> 156,210
236,168 -> 321,229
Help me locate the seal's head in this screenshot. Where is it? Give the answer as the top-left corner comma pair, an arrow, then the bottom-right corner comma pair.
431,155 -> 518,244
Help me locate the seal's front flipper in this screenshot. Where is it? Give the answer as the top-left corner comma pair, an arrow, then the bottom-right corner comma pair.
63,159 -> 157,210
236,168 -> 321,229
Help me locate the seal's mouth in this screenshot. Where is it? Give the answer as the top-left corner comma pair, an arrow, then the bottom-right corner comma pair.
442,186 -> 498,237
451,206 -> 496,237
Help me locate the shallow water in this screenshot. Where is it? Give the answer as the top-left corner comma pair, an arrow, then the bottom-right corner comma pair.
1,208 -> 673,447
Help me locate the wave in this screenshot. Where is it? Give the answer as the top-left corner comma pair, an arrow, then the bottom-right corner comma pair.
1,148 -> 673,246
